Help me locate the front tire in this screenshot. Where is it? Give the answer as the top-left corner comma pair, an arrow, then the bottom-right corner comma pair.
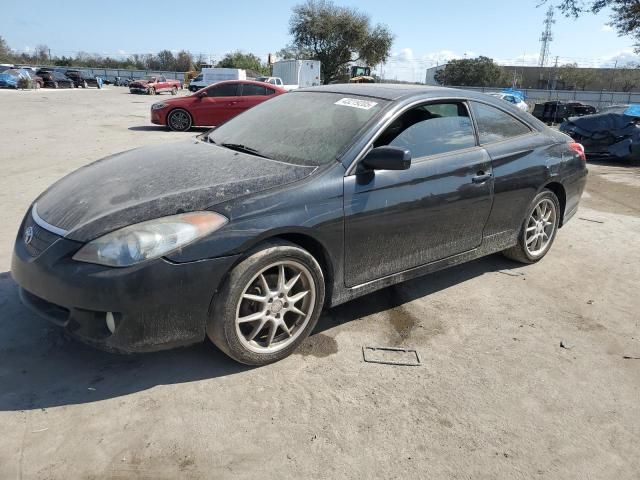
503,189 -> 560,264
166,109 -> 192,132
207,241 -> 325,365
171,86 -> 177,95
148,87 -> 155,95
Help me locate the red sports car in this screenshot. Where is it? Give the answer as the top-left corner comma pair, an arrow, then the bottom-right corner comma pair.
151,80 -> 286,131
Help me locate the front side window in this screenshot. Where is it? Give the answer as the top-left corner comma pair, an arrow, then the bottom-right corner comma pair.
374,102 -> 476,158
207,83 -> 239,97
471,101 -> 531,144
241,84 -> 268,96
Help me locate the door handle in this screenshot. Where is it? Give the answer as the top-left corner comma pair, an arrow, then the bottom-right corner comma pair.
472,172 -> 493,183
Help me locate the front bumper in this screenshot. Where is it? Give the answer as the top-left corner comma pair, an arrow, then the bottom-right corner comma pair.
11,212 -> 240,353
129,87 -> 148,94
151,109 -> 167,125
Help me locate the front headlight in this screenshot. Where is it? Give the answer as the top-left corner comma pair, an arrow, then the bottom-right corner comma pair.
72,212 -> 228,267
151,103 -> 168,110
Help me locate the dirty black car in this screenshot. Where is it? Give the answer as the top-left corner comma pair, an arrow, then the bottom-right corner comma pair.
560,105 -> 640,162
64,69 -> 101,88
12,85 -> 588,365
36,69 -> 74,89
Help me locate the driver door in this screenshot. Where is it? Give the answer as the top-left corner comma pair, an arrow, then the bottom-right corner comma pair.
343,101 -> 494,287
190,83 -> 240,126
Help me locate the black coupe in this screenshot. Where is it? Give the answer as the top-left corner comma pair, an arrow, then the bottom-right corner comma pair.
12,84 -> 588,365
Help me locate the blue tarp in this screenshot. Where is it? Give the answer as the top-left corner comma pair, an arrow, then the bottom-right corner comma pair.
502,88 -> 526,101
623,104 -> 640,117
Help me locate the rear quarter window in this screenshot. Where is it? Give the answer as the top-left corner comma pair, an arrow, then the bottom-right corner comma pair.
471,101 -> 531,144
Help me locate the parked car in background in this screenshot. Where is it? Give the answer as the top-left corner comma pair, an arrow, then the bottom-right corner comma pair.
256,76 -> 298,91
37,69 -> 74,89
65,69 -> 102,88
532,101 -> 597,123
489,92 -> 529,112
188,68 -> 247,92
12,84 -> 587,365
151,80 -> 285,131
0,68 -> 40,89
129,75 -> 182,95
560,104 -> 640,162
113,76 -> 133,87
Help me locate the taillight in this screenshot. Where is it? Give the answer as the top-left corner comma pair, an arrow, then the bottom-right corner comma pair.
569,142 -> 586,162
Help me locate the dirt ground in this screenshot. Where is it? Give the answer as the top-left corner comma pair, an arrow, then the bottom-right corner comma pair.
1,88 -> 639,480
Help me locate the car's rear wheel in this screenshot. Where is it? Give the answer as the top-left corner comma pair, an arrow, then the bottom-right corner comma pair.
503,189 -> 560,264
207,240 -> 325,365
167,109 -> 192,132
171,86 -> 177,95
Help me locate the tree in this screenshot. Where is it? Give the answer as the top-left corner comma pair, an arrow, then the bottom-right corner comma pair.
285,0 -> 393,84
174,50 -> 194,72
546,1 -> 640,50
434,56 -> 507,87
613,65 -> 640,91
216,51 -> 268,74
558,63 -> 596,90
0,36 -> 11,62
276,44 -> 314,61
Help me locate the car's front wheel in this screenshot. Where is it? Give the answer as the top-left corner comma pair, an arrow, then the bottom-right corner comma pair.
166,109 -> 192,132
171,86 -> 177,95
148,87 -> 155,95
207,241 -> 325,365
503,189 -> 560,264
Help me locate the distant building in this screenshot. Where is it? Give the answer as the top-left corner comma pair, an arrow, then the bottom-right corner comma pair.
425,65 -> 446,86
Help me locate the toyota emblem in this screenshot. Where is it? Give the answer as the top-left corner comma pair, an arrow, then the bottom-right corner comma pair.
24,226 -> 34,245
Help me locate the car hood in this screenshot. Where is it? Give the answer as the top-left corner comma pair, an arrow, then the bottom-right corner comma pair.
130,80 -> 150,86
34,140 -> 317,242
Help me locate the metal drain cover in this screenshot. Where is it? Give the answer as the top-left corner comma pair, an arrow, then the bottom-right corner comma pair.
362,346 -> 421,366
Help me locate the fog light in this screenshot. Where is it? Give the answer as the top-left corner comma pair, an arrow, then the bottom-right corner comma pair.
106,312 -> 116,334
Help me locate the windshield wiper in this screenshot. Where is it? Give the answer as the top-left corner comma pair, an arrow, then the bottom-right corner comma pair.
220,143 -> 270,159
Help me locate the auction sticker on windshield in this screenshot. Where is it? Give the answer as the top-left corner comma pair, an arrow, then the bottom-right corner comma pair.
334,98 -> 378,110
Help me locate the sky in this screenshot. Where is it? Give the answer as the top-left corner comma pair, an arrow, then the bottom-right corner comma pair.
2,0 -> 638,82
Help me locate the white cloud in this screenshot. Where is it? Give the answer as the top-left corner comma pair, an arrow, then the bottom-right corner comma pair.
601,25 -> 614,32
117,49 -> 128,56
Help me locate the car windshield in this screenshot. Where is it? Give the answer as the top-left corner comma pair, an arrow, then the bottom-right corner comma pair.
142,76 -> 156,81
208,92 -> 387,166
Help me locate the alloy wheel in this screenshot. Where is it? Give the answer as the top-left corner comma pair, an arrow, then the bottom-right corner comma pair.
235,260 -> 316,354
525,198 -> 556,257
168,110 -> 191,131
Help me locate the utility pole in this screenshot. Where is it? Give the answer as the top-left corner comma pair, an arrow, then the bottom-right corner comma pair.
551,55 -> 559,90
609,60 -> 618,90
539,6 -> 555,68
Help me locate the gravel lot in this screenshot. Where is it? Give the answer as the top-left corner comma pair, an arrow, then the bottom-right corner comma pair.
1,87 -> 639,480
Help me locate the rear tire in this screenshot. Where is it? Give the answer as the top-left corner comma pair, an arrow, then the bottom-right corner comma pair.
207,240 -> 325,365
167,108 -> 192,132
503,189 -> 561,264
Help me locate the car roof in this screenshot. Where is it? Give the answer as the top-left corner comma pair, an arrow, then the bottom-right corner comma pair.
209,79 -> 287,91
296,83 -> 519,102
297,83 -> 546,130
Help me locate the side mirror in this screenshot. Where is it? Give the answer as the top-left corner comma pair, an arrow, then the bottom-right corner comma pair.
196,90 -> 206,98
361,146 -> 411,171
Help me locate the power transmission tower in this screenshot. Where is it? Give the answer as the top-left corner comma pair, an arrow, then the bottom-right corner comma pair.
539,6 -> 555,68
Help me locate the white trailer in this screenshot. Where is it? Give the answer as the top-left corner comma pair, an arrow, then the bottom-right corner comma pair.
272,60 -> 321,88
188,68 -> 247,91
